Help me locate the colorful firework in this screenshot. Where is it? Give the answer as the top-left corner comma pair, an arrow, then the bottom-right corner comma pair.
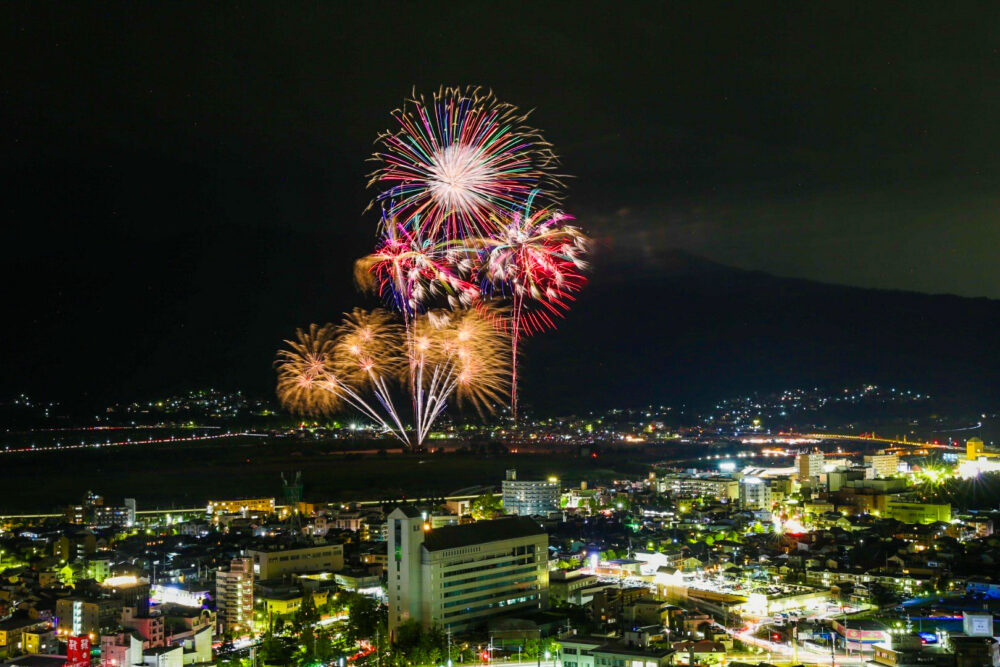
355,217 -> 480,315
367,86 -> 562,241
477,194 -> 590,417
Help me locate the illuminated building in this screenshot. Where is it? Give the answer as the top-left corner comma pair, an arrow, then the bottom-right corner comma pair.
100,575 -> 151,616
205,498 -> 275,516
247,544 -> 344,580
21,629 -> 57,655
561,635 -> 676,667
883,500 -> 951,524
502,469 -> 560,516
590,586 -> 647,629
796,451 -> 824,482
93,503 -> 134,529
100,625 -> 212,667
215,558 -> 253,634
0,617 -> 48,653
87,555 -> 113,583
387,507 -> 549,636
548,570 -> 599,604
257,588 -> 329,617
655,474 -> 739,502
54,531 -> 97,562
56,598 -> 101,638
958,437 -> 1000,479
149,585 -> 209,608
864,451 -> 900,479
968,437 -> 988,460
738,477 -> 772,510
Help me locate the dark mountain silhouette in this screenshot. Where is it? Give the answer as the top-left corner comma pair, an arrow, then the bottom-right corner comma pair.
520,246 -> 1000,413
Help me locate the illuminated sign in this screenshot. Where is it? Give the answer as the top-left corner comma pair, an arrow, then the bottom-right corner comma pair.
66,636 -> 91,667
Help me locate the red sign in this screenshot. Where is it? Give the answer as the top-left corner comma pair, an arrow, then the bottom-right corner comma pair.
67,636 -> 91,666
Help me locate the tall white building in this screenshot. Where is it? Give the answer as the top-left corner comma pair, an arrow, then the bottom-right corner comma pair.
387,507 -> 549,637
502,469 -> 560,516
216,558 -> 253,634
739,477 -> 772,510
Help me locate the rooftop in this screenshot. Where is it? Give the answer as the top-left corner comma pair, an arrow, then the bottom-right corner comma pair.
423,516 -> 545,552
0,657 -> 67,667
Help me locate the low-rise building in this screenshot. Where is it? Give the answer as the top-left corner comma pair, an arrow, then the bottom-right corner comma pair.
247,544 -> 344,580
206,498 -> 275,516
548,570 -> 598,605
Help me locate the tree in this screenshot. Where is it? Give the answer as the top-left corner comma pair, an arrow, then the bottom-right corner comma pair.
470,492 -> 503,520
260,635 -> 294,665
293,591 -> 320,634
392,620 -> 446,665
346,594 -> 386,642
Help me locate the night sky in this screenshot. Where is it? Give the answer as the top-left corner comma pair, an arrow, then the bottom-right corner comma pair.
4,4 -> 1000,406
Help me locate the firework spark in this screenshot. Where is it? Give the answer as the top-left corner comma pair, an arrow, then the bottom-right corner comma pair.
367,86 -> 562,241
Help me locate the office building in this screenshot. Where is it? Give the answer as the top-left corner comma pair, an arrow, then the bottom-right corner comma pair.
93,505 -> 133,529
216,558 -> 253,634
247,544 -> 344,580
502,469 -> 560,516
387,507 -> 549,636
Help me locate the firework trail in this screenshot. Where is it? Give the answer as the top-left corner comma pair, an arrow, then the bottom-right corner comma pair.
478,192 -> 590,417
410,309 -> 510,441
367,86 -> 562,242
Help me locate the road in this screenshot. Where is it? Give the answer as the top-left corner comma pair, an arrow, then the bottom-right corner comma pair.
725,619 -> 866,666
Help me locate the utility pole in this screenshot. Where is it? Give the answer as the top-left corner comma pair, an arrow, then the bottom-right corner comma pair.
447,627 -> 452,667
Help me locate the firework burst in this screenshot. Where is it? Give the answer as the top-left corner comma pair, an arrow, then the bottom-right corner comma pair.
367,86 -> 562,241
413,308 -> 510,419
476,194 -> 590,416
355,218 -> 480,315
275,324 -> 344,417
276,308 -> 509,448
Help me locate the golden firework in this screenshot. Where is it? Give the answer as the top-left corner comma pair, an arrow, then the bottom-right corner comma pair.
274,324 -> 343,416
332,308 -> 406,388
413,308 -> 510,416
